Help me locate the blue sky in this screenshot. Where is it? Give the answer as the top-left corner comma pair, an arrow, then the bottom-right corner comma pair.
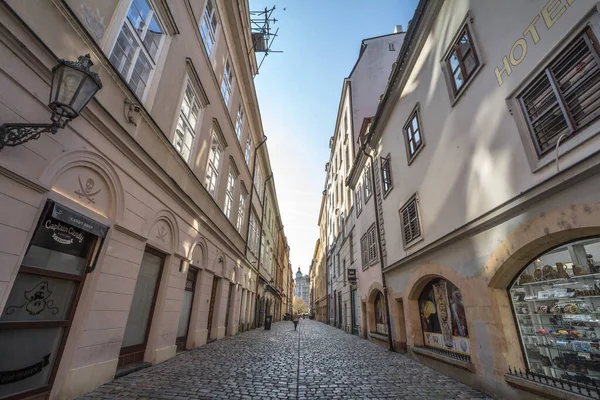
251,0 -> 419,274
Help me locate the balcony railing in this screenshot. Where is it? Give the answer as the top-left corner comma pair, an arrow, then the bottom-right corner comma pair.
508,366 -> 600,398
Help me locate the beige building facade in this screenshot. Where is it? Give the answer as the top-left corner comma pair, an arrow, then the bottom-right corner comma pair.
0,0 -> 289,399
347,0 -> 600,398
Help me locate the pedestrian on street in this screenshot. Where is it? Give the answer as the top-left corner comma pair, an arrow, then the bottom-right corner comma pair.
292,313 -> 299,331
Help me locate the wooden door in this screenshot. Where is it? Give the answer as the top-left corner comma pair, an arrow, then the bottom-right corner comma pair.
118,249 -> 164,368
206,277 -> 219,341
224,283 -> 234,336
176,268 -> 197,352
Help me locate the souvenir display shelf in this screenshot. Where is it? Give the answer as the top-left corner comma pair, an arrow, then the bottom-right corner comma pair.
511,243 -> 600,386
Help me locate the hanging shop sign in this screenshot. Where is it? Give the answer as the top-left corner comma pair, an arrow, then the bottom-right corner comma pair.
347,268 -> 357,284
419,279 -> 470,355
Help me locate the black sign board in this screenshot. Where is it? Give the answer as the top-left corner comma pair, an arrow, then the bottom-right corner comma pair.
52,203 -> 108,237
347,268 -> 357,283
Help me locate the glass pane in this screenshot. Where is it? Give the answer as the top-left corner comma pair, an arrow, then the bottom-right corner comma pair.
121,251 -> 163,348
412,116 -> 419,134
189,103 -> 199,128
70,78 -> 98,113
453,68 -> 464,90
463,51 -> 478,77
127,0 -> 151,33
414,131 -> 421,146
419,279 -> 470,354
458,33 -> 471,56
56,68 -> 84,106
177,289 -> 194,338
142,15 -> 163,60
1,273 -> 76,321
129,54 -> 151,98
448,50 -> 460,72
22,215 -> 94,275
0,328 -> 64,398
110,27 -> 138,77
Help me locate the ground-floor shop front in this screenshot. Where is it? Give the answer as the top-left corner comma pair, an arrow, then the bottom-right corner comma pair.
380,171 -> 600,399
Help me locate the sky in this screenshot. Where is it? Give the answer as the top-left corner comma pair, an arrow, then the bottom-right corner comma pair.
251,0 -> 420,275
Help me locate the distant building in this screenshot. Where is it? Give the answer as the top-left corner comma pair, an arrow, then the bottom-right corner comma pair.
294,267 -> 310,307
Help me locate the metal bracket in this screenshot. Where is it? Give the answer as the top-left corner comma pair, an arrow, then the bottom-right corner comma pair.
0,122 -> 59,150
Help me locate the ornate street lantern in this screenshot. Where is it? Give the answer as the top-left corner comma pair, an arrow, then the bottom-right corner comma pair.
0,54 -> 102,149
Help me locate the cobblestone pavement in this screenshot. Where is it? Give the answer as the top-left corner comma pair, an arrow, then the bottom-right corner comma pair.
79,320 -> 492,399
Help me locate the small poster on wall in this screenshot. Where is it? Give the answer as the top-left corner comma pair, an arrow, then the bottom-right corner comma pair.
419,279 -> 470,355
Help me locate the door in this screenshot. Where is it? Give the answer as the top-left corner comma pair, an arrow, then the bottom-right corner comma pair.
176,268 -> 197,352
206,277 -> 219,341
224,283 -> 234,336
0,201 -> 106,400
351,289 -> 359,334
119,249 -> 164,368
338,292 -> 342,329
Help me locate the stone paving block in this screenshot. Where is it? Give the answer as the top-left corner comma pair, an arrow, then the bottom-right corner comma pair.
78,320 -> 491,400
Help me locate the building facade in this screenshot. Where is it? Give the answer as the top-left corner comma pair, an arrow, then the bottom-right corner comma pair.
294,267 -> 309,307
347,0 -> 600,398
318,28 -> 406,335
0,0 -> 288,399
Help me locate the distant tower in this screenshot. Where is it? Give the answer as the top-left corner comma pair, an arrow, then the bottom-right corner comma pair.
294,267 -> 309,307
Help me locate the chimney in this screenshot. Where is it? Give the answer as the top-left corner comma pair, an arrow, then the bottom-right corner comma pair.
394,25 -> 403,33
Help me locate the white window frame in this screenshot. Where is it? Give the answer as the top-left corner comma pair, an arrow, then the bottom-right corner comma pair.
109,0 -> 166,101
245,135 -> 252,165
173,80 -> 204,163
237,193 -> 245,233
205,134 -> 223,198
224,167 -> 235,219
221,56 -> 234,107
355,184 -> 362,216
363,166 -> 372,201
199,0 -> 219,58
235,104 -> 245,141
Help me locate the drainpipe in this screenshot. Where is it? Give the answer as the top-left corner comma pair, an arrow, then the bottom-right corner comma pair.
362,143 -> 395,352
245,135 -> 268,258
254,173 -> 273,327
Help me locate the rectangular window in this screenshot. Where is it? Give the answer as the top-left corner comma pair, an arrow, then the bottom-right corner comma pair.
360,224 -> 377,268
345,146 -> 351,173
109,0 -> 164,99
221,57 -> 233,107
363,166 -> 372,201
349,232 -> 354,264
445,25 -> 479,95
224,168 -> 235,219
245,135 -> 252,165
344,114 -> 348,134
355,184 -> 362,216
205,134 -> 223,198
235,104 -> 244,141
248,212 -> 259,255
381,154 -> 392,195
173,82 -> 202,162
199,0 -> 218,57
237,194 -> 245,233
518,29 -> 600,156
399,195 -> 422,247
389,43 -> 395,51
404,107 -> 424,161
255,165 -> 263,200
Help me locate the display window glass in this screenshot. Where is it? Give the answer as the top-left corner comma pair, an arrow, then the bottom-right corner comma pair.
419,278 -> 470,355
510,237 -> 600,385
374,292 -> 388,334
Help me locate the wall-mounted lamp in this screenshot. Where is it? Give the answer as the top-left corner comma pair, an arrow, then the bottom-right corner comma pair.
0,54 -> 102,150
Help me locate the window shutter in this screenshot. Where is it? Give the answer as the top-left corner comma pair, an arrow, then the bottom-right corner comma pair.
401,197 -> 421,245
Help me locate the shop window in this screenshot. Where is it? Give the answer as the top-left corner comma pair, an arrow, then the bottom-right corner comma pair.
419,278 -> 470,355
374,292 -> 388,334
510,237 -> 600,384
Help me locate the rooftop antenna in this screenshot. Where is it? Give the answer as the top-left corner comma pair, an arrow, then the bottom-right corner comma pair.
249,5 -> 283,75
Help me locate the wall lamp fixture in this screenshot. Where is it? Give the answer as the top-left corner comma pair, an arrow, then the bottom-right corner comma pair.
0,54 -> 102,150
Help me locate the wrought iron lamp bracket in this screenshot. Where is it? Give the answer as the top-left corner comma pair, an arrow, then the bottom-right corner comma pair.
0,121 -> 62,150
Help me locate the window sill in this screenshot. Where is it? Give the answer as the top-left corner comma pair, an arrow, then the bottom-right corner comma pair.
504,373 -> 591,400
403,236 -> 424,251
383,186 -> 393,199
411,347 -> 474,372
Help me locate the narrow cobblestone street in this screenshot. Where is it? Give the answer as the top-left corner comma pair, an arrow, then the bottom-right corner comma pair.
80,320 -> 491,399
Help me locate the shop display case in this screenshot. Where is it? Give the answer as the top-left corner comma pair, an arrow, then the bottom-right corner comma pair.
510,238 -> 600,385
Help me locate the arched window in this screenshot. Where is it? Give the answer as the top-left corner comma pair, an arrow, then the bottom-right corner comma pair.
510,237 -> 600,381
419,278 -> 470,354
374,292 -> 388,334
